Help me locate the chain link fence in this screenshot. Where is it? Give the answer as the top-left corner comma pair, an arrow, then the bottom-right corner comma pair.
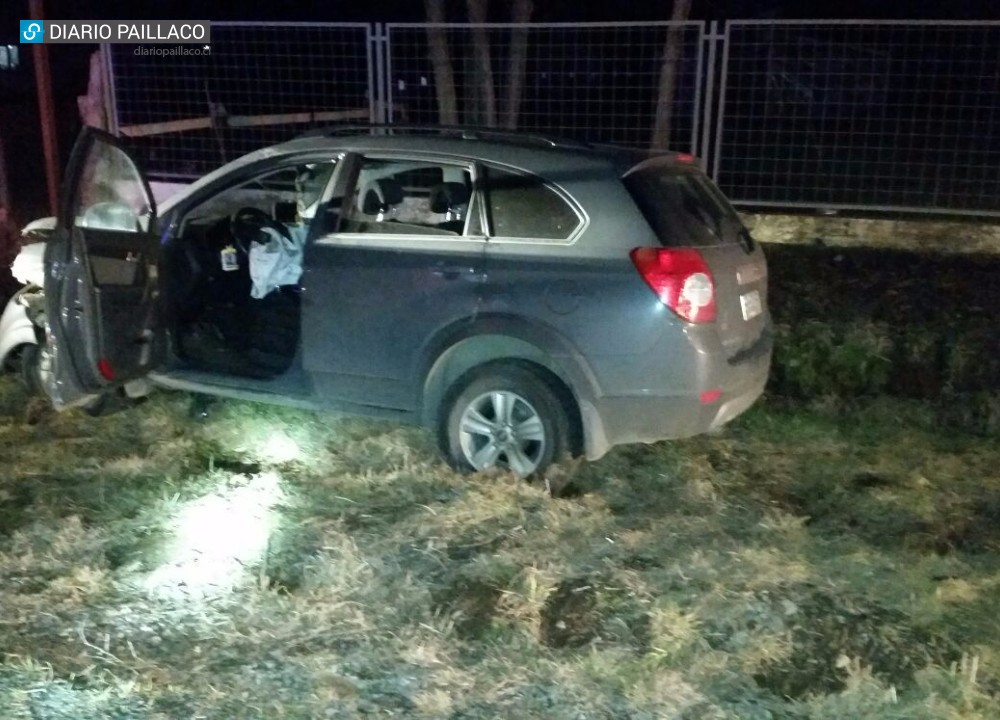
714,20 -> 1000,216
384,22 -> 704,153
104,20 -> 1000,217
107,22 -> 375,179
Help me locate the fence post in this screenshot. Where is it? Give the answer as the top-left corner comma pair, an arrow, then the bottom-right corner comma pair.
711,21 -> 732,183
371,23 -> 389,125
698,20 -> 723,174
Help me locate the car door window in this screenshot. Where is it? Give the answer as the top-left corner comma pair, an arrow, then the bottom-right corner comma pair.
74,140 -> 153,234
68,140 -> 157,288
340,158 -> 478,236
183,161 -> 337,227
484,166 -> 581,241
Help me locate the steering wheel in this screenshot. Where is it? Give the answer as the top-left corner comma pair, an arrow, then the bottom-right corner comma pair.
229,206 -> 292,252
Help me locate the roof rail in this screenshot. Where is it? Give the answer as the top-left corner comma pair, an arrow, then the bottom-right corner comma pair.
296,123 -> 592,150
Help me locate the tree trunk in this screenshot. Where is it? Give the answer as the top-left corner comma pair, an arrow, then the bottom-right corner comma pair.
502,0 -> 533,130
466,0 -> 497,127
650,0 -> 692,151
424,0 -> 458,125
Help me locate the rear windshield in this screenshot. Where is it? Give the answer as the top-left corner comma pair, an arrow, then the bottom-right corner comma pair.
623,164 -> 742,247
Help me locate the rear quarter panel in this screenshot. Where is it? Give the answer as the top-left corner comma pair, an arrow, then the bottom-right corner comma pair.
482,174 -> 695,398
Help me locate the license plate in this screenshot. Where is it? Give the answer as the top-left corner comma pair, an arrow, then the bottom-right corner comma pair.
740,289 -> 762,321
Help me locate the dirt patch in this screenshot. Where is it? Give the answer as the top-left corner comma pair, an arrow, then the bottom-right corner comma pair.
539,577 -> 601,649
434,577 -> 503,640
753,590 -> 962,700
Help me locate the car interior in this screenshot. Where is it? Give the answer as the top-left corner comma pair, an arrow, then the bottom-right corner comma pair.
163,163 -> 334,379
339,160 -> 475,236
159,157 -> 477,381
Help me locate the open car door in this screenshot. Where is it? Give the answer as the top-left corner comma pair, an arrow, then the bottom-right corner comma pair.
42,127 -> 162,409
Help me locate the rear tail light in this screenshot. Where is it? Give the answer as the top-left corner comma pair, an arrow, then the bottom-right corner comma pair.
630,247 -> 717,323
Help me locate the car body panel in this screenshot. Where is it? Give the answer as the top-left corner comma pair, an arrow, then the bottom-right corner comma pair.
42,128 -> 163,408
18,128 -> 770,463
304,237 -> 487,410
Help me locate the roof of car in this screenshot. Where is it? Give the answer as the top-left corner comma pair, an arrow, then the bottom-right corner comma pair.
275,127 -> 664,176
159,127 -> 691,216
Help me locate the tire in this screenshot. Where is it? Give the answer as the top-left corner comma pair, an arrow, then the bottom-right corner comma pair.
440,363 -> 570,478
18,343 -> 42,396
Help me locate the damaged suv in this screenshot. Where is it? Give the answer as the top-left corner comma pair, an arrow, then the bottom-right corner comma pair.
19,126 -> 771,476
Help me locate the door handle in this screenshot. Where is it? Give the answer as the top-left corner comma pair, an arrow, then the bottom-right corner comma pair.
432,263 -> 478,281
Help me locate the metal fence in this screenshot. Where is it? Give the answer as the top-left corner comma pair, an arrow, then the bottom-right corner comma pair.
714,20 -> 1000,216
107,22 -> 375,179
104,20 -> 1000,217
384,22 -> 704,153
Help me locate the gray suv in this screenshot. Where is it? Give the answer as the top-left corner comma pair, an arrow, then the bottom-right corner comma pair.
38,126 -> 771,476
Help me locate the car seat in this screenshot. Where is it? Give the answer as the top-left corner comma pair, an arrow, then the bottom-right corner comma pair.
428,182 -> 471,234
360,178 -> 404,219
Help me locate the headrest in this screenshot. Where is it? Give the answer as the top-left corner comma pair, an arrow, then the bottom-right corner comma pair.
429,182 -> 471,214
360,178 -> 404,215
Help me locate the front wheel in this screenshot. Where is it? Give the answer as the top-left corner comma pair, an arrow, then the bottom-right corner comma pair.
440,364 -> 570,478
18,343 -> 43,395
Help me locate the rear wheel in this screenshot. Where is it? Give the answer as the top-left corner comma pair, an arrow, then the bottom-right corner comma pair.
440,364 -> 569,478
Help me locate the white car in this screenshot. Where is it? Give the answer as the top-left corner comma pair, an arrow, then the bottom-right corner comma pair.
0,227 -> 49,386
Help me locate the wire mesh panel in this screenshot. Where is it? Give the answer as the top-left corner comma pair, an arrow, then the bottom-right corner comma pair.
715,21 -> 1000,215
385,23 -> 705,153
108,23 -> 374,179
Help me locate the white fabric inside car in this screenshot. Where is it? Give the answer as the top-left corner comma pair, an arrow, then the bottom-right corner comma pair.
249,224 -> 306,299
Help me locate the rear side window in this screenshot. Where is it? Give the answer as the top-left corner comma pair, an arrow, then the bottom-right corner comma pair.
341,157 -> 477,236
485,167 -> 580,241
623,165 -> 742,247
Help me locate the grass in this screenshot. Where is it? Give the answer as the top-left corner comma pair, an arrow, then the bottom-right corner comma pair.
0,372 -> 998,719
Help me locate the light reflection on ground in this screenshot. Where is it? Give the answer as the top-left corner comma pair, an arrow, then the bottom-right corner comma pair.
141,471 -> 284,600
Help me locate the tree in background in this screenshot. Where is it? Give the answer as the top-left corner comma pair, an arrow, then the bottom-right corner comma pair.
423,0 -> 535,129
424,0 -> 458,125
502,0 -> 533,130
650,0 -> 692,150
465,0 -> 497,127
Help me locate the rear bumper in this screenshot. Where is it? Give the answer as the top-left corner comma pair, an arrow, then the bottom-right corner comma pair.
580,330 -> 771,460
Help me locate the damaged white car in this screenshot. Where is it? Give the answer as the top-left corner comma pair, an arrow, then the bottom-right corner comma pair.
0,225 -> 49,391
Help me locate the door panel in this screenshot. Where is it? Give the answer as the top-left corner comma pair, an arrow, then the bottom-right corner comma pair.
43,128 -> 161,408
301,153 -> 486,411
302,239 -> 485,410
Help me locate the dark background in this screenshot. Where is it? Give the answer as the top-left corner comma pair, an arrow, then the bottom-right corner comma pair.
1,0 -> 998,221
